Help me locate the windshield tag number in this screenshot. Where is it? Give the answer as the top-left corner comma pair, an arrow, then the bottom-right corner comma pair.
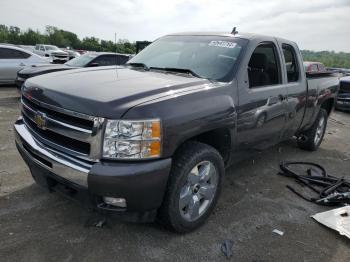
208,41 -> 237,49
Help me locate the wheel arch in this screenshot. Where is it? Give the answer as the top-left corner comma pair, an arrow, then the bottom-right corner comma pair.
320,98 -> 334,116
172,127 -> 232,165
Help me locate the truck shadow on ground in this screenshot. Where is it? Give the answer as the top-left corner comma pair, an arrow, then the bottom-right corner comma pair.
1,140 -> 349,261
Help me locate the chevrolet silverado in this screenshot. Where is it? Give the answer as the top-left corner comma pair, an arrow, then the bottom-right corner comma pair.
14,31 -> 339,232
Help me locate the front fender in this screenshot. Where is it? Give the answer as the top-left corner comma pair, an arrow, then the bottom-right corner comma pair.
122,82 -> 237,158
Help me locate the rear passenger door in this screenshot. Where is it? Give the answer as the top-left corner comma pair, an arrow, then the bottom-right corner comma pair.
0,47 -> 31,83
236,41 -> 288,150
280,43 -> 306,138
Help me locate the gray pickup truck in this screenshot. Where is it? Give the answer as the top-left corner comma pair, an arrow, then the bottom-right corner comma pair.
14,31 -> 339,232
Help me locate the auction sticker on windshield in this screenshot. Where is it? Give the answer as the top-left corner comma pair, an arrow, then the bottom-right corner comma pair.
208,41 -> 237,48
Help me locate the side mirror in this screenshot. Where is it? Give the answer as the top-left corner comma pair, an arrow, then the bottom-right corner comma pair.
88,62 -> 99,67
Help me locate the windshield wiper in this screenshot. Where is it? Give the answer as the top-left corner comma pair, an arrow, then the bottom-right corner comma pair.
149,67 -> 202,78
127,62 -> 149,70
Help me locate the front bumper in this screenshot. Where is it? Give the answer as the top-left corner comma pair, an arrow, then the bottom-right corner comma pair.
15,77 -> 26,89
336,95 -> 350,111
52,56 -> 69,63
14,119 -> 171,222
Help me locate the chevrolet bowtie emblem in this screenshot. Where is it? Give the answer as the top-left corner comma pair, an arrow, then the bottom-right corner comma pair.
34,112 -> 47,130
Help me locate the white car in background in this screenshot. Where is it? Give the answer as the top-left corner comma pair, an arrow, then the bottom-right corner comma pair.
34,44 -> 69,63
0,44 -> 51,85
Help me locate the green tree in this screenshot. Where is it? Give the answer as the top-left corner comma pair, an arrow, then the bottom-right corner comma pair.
0,24 -> 137,54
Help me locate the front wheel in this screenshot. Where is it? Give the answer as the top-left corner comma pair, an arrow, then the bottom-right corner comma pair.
158,141 -> 224,233
297,109 -> 328,151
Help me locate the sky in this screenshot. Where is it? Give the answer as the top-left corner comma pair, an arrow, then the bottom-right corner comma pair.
1,0 -> 350,52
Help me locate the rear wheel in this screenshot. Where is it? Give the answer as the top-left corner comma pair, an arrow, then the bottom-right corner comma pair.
297,109 -> 328,151
158,141 -> 224,233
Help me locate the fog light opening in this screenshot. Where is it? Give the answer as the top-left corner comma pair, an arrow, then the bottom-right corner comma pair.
103,197 -> 127,208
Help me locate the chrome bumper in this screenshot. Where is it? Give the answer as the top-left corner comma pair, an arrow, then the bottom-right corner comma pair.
15,119 -> 91,187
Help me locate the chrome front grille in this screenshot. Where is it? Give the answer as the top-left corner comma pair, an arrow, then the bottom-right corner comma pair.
21,94 -> 105,162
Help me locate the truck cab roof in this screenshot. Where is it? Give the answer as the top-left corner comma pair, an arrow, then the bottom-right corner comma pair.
167,31 -> 293,43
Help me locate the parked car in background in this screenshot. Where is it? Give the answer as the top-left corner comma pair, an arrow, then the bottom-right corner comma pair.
63,49 -> 81,60
15,52 -> 131,89
0,44 -> 51,85
76,49 -> 88,55
336,76 -> 350,111
304,61 -> 327,73
328,67 -> 350,76
15,32 -> 338,232
33,44 -> 69,63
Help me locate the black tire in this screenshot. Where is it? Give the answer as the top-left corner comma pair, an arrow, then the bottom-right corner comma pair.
157,141 -> 224,233
297,109 -> 328,151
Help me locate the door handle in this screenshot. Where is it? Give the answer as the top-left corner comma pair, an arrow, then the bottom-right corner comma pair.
19,63 -> 25,66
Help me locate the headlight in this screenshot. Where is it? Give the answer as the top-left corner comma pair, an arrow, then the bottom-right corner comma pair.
103,119 -> 161,159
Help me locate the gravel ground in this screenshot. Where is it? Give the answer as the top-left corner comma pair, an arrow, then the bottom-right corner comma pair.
0,86 -> 349,262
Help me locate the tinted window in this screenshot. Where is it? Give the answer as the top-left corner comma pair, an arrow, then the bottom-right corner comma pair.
248,42 -> 281,88
93,55 -> 129,66
282,44 -> 299,82
0,48 -> 31,59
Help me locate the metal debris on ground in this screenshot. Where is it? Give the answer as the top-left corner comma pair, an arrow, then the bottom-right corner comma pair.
272,229 -> 284,236
278,161 -> 350,206
221,239 -> 234,259
312,206 -> 350,239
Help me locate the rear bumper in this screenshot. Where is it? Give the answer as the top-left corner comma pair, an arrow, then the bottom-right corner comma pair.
15,119 -> 172,222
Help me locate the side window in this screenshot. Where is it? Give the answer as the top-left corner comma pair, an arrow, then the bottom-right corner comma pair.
0,48 -> 30,59
282,44 -> 299,82
318,63 -> 325,72
93,55 -> 117,66
311,64 -> 318,72
116,55 -> 129,65
35,45 -> 39,50
248,42 -> 281,88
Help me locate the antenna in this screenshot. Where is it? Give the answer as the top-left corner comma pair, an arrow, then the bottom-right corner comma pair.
114,32 -> 118,77
231,27 -> 238,35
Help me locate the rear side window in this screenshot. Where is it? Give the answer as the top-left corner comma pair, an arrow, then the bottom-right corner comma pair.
282,44 -> 299,82
248,42 -> 281,88
0,48 -> 31,59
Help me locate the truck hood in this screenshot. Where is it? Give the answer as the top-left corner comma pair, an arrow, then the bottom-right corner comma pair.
23,66 -> 211,118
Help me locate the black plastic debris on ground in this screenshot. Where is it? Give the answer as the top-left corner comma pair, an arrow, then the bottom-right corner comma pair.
221,239 -> 234,259
278,161 -> 350,206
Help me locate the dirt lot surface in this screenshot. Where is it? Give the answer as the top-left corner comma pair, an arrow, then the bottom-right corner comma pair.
0,86 -> 349,261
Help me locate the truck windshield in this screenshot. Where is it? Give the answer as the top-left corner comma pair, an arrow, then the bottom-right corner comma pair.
128,35 -> 247,82
65,53 -> 97,67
